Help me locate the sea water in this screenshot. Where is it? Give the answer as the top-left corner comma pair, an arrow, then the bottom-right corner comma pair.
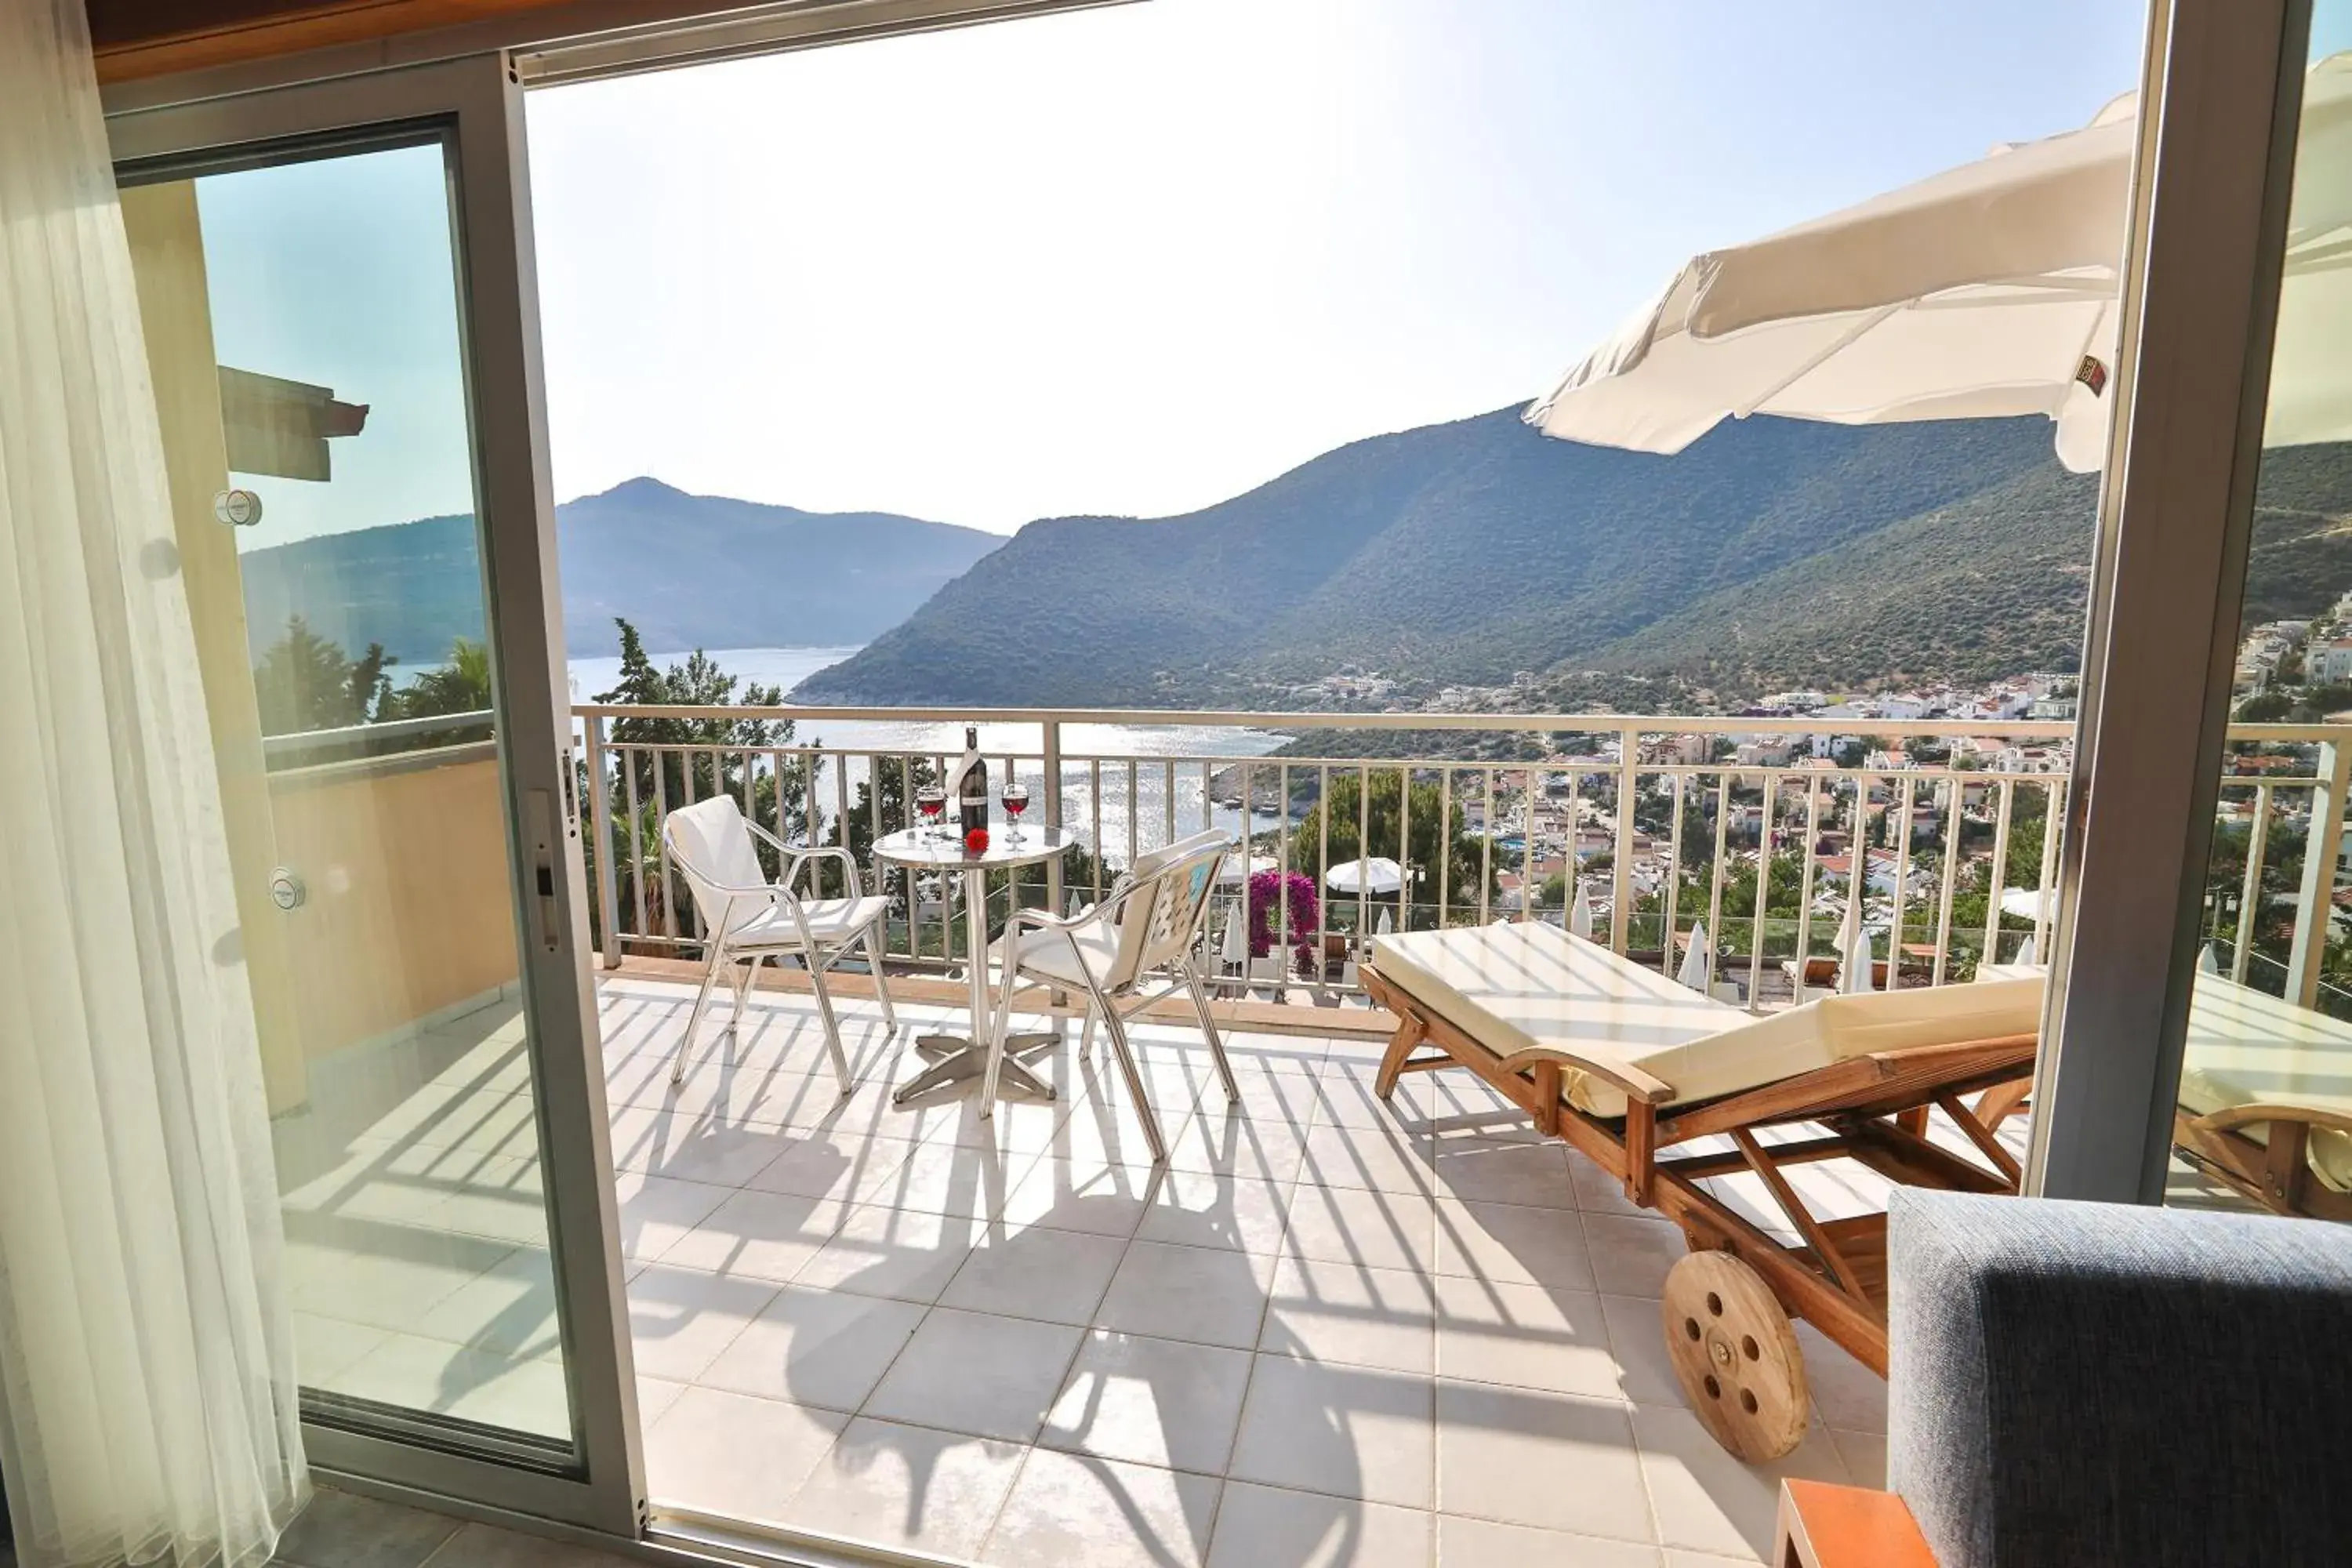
566,645 -> 1293,864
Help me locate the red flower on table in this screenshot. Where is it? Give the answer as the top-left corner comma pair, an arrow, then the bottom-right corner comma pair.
964,827 -> 990,854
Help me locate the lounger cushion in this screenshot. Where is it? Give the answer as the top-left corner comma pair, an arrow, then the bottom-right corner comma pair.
2176,975 -> 2352,1192
1372,924 -> 2044,1117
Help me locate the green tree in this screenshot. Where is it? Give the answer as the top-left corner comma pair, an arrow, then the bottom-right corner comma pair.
390,636 -> 492,719
1294,770 -> 1490,929
252,614 -> 391,734
589,619 -> 818,943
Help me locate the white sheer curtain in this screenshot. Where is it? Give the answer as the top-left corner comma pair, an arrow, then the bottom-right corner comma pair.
0,3 -> 308,1566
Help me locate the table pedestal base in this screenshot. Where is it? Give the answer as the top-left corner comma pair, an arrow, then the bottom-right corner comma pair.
891,1029 -> 1060,1105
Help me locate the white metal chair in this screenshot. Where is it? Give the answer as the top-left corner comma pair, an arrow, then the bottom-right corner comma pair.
984,828 -> 1237,1162
662,795 -> 896,1093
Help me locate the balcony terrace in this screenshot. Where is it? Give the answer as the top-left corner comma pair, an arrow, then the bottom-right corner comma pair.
262,703 -> 2336,1566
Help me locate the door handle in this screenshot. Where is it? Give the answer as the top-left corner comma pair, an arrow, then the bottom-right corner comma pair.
524,787 -> 561,953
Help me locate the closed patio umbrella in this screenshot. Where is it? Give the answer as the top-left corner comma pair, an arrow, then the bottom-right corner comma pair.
1677,921 -> 1711,992
1528,55 -> 2352,473
1326,857 -> 1405,896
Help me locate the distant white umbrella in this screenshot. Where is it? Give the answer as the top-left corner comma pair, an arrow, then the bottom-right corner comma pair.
1375,907 -> 1394,937
2013,935 -> 2039,967
1326,858 -> 1405,896
1527,56 -> 2352,474
1999,887 -> 2058,924
1676,922 -> 1711,992
1844,920 -> 1877,995
1569,877 -> 1595,939
1219,898 -> 1247,966
2199,942 -> 2222,975
1217,852 -> 1276,887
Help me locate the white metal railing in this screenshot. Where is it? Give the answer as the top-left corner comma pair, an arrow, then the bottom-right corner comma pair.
568,704 -> 2352,1015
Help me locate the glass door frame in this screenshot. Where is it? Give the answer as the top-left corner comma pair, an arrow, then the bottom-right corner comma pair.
2029,0 -> 2318,1204
106,54 -> 645,1535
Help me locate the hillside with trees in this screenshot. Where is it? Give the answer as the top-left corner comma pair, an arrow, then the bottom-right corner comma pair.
795,410 -> 2166,708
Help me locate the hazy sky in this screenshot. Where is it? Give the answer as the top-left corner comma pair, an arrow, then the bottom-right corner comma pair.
524,0 -> 2149,533
195,0 -> 2155,546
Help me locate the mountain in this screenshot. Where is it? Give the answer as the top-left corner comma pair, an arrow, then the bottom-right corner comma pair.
793,410 -> 2112,707
234,477 -> 1004,665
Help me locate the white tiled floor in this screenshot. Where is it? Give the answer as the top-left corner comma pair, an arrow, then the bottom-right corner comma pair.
278,974 -> 1951,1567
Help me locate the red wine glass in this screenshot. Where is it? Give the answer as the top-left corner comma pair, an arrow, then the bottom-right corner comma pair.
916,784 -> 946,840
1001,781 -> 1030,841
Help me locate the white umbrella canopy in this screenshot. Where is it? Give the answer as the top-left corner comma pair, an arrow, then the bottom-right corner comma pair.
1528,55 -> 2352,473
1326,857 -> 1406,895
1217,852 -> 1276,887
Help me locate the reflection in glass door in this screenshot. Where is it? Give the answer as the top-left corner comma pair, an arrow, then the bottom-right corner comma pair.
2166,8 -> 2352,1225
121,137 -> 575,1449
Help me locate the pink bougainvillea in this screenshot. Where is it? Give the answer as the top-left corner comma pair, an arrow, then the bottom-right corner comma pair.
1246,869 -> 1320,966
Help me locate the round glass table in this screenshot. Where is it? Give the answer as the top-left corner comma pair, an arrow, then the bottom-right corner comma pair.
872,822 -> 1074,1105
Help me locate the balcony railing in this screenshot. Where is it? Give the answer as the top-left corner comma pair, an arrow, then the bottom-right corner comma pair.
567,704 -> 2352,1015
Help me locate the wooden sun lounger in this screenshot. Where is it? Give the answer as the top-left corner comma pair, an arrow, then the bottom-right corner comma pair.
1363,924 -> 2041,1463
2164,971 -> 2352,1221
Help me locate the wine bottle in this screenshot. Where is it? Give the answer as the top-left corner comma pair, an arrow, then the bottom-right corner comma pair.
955,725 -> 989,836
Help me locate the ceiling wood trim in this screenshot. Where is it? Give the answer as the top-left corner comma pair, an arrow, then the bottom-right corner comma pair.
92,0 -> 579,84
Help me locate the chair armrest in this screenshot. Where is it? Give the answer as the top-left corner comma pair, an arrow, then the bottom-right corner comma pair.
1494,1044 -> 1675,1106
743,819 -> 864,898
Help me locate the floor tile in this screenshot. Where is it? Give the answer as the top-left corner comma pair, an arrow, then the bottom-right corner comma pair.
292,1312 -> 394,1388
273,1485 -> 460,1568
793,1203 -> 985,1304
1298,1122 -> 1436,1196
1435,1515 -> 1663,1567
1432,1198 -> 1597,1291
612,1171 -> 734,1262
999,1157 -> 1163,1237
642,1385 -> 846,1522
981,1450 -> 1222,1568
862,1308 -> 1087,1443
1792,1321 -> 1887,1434
1168,1105 -> 1311,1184
624,1263 -> 780,1382
609,1109 -> 798,1187
1136,1170 -> 1297,1258
940,1222 -> 1131,1325
413,1246 -> 562,1358
332,1335 -> 570,1438
1599,1294 -> 1685,1405
1040,1329 -> 1254,1474
1423,1141 -> 1573,1210
1567,1150 -> 1653,1218
654,1189 -> 851,1283
637,1377 -> 690,1427
1207,1482 -> 1433,1568
745,1128 -> 923,1203
1579,1214 -> 1689,1299
1095,1240 -> 1277,1350
697,1283 -> 927,1411
782,1417 -> 1027,1561
848,1133 -> 1030,1217
1283,1185 -> 1440,1275
1828,1427 -> 1886,1491
1262,1255 -> 1437,1375
1432,1276 -> 1623,1399
416,1522 -> 641,1568
1229,1354 -> 1436,1511
1434,1380 -> 1651,1542
1628,1403 -> 1848,1559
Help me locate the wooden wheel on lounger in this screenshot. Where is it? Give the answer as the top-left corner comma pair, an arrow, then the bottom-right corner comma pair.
1662,1251 -> 1809,1461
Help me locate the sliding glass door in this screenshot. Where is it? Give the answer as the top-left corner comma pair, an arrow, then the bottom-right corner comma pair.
107,56 -> 641,1530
